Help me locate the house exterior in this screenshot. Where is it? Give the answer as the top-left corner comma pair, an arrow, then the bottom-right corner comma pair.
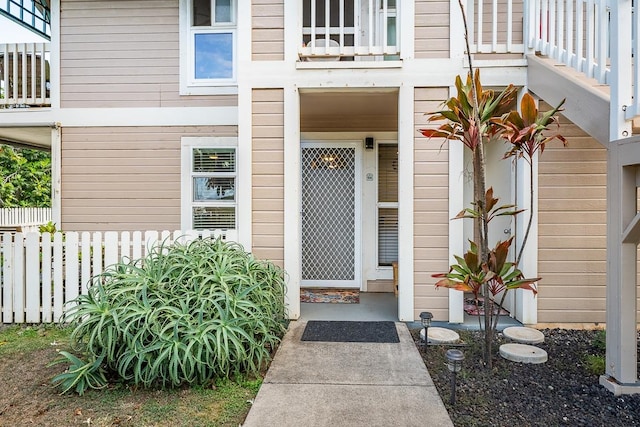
1,0 -> 638,332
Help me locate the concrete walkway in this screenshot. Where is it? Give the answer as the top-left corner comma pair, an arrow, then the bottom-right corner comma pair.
243,321 -> 453,427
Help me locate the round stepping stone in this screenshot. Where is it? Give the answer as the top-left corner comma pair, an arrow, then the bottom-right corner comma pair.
503,326 -> 545,344
420,327 -> 460,344
500,343 -> 548,364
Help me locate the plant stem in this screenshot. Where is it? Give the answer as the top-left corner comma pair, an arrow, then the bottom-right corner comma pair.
458,0 -> 492,368
458,6 -> 489,259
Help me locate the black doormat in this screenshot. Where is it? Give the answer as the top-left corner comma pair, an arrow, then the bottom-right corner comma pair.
301,320 -> 399,343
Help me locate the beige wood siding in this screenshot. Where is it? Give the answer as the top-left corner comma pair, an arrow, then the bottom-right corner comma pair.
475,1 -> 524,45
415,0 -> 450,58
61,125 -> 237,231
414,87 -> 451,320
252,89 -> 285,266
538,113 -> 607,323
60,0 -> 237,108
252,0 -> 284,60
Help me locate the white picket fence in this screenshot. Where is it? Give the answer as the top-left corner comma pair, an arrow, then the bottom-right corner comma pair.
0,229 -> 237,324
0,208 -> 51,232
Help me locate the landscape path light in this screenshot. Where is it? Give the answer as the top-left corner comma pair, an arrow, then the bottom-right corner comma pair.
419,311 -> 433,347
445,348 -> 465,405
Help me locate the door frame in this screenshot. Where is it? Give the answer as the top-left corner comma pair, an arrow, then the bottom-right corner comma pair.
300,139 -> 363,289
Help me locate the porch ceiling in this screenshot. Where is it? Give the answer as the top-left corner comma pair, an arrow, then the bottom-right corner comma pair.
300,91 -> 398,132
0,127 -> 51,150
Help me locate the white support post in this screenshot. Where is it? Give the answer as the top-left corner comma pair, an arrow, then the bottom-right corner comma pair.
50,0 -> 60,109
514,158 -> 538,324
237,0 -> 252,250
284,0 -> 300,63
610,0 -> 633,140
450,0 -> 467,58
601,141 -> 640,395
448,116 -> 464,323
399,0 -> 414,59
283,85 -> 301,320
514,90 -> 539,324
397,84 -> 414,321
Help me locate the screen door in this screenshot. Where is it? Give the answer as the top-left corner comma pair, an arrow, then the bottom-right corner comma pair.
301,142 -> 360,287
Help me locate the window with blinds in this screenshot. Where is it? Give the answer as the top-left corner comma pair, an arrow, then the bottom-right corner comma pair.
378,144 -> 398,266
190,147 -> 236,230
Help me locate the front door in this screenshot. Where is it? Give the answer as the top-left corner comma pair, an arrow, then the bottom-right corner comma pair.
301,142 -> 361,288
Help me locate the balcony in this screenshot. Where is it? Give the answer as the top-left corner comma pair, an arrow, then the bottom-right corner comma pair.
0,42 -> 50,108
299,0 -> 400,61
526,0 -> 640,131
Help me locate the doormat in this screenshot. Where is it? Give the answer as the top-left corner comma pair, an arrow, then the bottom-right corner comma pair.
301,320 -> 399,343
464,297 -> 509,316
300,288 -> 360,304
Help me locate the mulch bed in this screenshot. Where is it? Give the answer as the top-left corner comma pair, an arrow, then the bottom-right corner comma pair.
411,328 -> 640,426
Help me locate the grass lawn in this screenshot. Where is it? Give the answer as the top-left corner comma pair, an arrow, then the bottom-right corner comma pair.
0,324 -> 261,426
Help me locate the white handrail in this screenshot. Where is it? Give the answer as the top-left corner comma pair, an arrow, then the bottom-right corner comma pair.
527,0 -> 610,84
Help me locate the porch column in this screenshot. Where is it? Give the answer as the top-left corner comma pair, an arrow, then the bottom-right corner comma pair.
283,85 -> 301,319
448,87 -> 464,323
609,0 -> 633,141
397,84 -> 414,321
601,138 -> 640,395
514,151 -> 538,325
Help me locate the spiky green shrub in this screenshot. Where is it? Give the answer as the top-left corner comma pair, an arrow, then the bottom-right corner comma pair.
58,237 -> 287,391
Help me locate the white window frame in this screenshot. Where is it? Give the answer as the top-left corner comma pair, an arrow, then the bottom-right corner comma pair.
179,0 -> 238,95
376,141 -> 399,269
377,0 -> 399,60
181,137 -> 239,230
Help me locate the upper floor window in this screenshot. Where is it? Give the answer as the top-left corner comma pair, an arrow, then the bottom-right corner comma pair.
180,0 -> 237,94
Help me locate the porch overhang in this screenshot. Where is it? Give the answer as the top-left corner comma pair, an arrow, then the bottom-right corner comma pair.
527,55 -> 610,145
0,126 -> 51,150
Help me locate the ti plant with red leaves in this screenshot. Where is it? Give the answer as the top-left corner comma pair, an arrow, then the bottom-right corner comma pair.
501,93 -> 567,266
420,0 -> 565,368
433,237 -> 540,336
420,79 -> 565,368
421,71 -> 518,274
433,187 -> 540,348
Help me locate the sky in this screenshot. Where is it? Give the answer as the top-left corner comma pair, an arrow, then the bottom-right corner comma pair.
0,17 -> 47,43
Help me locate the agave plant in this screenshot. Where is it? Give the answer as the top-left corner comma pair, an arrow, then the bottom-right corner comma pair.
55,237 -> 287,394
50,351 -> 107,395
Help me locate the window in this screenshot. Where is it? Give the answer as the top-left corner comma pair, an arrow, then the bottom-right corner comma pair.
377,143 -> 398,266
180,0 -> 237,94
379,0 -> 400,60
182,138 -> 237,231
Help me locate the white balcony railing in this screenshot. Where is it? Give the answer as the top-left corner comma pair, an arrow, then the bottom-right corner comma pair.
468,0 -> 526,54
299,0 -> 400,60
526,0 -> 610,84
0,43 -> 51,108
526,0 -> 640,127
